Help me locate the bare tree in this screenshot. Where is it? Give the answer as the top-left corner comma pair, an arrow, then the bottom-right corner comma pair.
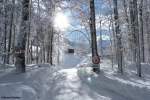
15,0 -> 30,73
113,0 -> 123,73
3,0 -> 8,64
7,0 -> 15,64
139,0 -> 144,62
129,0 -> 141,77
90,0 -> 100,73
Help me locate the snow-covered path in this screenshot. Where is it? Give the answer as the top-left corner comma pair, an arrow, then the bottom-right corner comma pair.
47,66 -> 150,100
47,68 -> 111,100
62,53 -> 83,68
0,58 -> 150,100
46,58 -> 150,100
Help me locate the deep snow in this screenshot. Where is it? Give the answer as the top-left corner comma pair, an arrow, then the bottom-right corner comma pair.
0,54 -> 150,100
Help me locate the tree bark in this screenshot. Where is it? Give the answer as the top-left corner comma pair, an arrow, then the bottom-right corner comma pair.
129,0 -> 136,62
145,0 -> 150,63
15,0 -> 30,73
3,0 -> 7,64
139,0 -> 145,62
7,0 -> 15,64
130,0 -> 141,77
12,25 -> 16,64
26,0 -> 32,64
113,0 -> 123,73
99,20 -> 103,58
89,0 -> 100,73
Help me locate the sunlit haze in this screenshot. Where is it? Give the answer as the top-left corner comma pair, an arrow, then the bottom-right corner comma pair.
54,12 -> 69,31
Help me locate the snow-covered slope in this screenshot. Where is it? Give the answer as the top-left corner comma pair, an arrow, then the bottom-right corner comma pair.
77,59 -> 150,100
0,64 -> 62,100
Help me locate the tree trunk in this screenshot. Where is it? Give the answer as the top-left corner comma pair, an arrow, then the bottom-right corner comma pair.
26,0 -> 32,64
145,0 -> 150,63
139,0 -> 145,62
50,28 -> 54,65
36,45 -> 39,64
129,0 -> 136,62
99,20 -> 103,58
12,25 -> 16,64
122,0 -> 132,61
134,0 -> 141,77
130,0 -> 141,77
3,0 -> 7,64
7,0 -> 15,64
15,0 -> 30,73
89,0 -> 100,73
113,0 -> 123,73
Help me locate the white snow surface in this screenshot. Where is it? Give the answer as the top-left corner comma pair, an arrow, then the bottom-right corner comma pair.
0,55 -> 150,100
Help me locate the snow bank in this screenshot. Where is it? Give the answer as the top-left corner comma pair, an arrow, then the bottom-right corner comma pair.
0,64 -> 62,100
77,58 -> 150,100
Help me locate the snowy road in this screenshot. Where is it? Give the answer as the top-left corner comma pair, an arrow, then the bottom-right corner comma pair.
62,53 -> 83,68
0,58 -> 150,100
45,58 -> 150,100
44,66 -> 150,100
46,68 -> 111,100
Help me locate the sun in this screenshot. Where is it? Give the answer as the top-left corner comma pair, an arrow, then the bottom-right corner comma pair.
54,12 -> 69,31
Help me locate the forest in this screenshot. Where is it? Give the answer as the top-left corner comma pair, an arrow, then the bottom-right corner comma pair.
0,0 -> 150,100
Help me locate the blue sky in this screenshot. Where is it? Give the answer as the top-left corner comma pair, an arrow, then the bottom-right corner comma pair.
57,0 -> 112,43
